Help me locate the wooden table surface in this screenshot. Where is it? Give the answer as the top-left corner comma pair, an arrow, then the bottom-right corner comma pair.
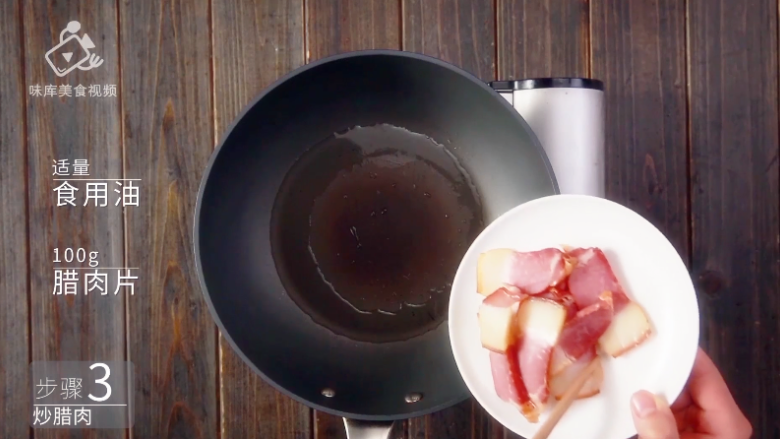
1,0 -> 778,438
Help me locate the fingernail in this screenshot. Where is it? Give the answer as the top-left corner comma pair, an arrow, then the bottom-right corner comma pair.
631,390 -> 657,418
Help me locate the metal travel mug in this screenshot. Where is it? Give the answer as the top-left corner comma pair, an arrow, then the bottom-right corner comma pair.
491,78 -> 605,198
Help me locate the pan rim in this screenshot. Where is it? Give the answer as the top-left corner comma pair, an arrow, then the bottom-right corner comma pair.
193,48 -> 560,421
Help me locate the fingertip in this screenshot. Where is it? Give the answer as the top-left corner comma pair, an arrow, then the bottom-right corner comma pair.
631,390 -> 658,418
631,391 -> 679,439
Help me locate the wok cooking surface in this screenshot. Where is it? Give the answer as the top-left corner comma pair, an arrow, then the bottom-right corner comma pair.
194,50 -> 558,419
272,123 -> 484,343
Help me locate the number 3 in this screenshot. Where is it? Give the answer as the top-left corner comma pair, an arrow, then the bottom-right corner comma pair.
88,363 -> 112,402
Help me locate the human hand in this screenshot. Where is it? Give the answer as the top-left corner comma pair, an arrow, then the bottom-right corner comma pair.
629,347 -> 752,439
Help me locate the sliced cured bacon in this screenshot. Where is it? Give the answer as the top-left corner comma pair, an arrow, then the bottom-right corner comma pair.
478,287 -> 527,353
598,301 -> 653,357
489,347 -> 535,418
567,248 -> 653,357
537,287 -> 577,321
477,248 -> 573,296
506,248 -> 572,295
567,247 -> 630,312
549,347 -> 604,400
477,245 -> 654,420
514,297 -> 567,422
548,291 -> 614,375
490,349 -> 518,403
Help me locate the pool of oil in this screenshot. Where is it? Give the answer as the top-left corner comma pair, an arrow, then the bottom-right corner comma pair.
271,124 -> 484,342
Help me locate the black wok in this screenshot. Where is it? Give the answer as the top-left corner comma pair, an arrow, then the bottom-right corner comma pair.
194,50 -> 559,438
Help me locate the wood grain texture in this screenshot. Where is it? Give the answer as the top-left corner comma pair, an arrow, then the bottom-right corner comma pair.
402,0 -> 496,81
212,1 -> 310,438
408,400 -> 473,439
0,1 -> 30,437
687,0 -> 780,437
304,1 -> 405,436
496,0 -> 589,79
306,0 -> 400,62
23,1 -> 124,439
471,400 -> 506,439
119,0 -> 217,438
591,0 -> 689,259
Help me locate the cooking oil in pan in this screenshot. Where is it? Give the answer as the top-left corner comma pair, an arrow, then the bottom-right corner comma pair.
271,124 -> 483,342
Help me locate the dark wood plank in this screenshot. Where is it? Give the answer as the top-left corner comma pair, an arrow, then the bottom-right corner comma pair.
212,1 -> 311,438
687,1 -> 780,437
304,1 -> 405,436
23,2 -> 124,439
471,400 -> 506,439
590,1 -> 689,259
402,0 -> 496,81
221,371 -> 310,439
0,1 -> 30,437
306,0 -> 400,62
408,400 -> 472,439
119,1 -> 217,438
496,0 -> 589,79
401,1 -> 503,437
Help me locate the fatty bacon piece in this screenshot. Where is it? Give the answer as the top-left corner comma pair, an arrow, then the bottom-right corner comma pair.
549,347 -> 604,400
567,248 -> 653,357
478,287 -> 526,353
477,248 -> 574,296
598,301 -> 653,358
548,291 -> 614,375
515,297 -> 567,422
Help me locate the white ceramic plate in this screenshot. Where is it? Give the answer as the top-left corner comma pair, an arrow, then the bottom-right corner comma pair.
448,194 -> 699,439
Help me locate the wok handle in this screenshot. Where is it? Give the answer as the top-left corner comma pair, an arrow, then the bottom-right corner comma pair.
342,418 -> 394,439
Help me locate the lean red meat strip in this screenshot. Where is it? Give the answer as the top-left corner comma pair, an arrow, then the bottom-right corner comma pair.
548,291 -> 614,375
567,247 -> 630,312
489,347 -> 536,419
506,248 -> 572,295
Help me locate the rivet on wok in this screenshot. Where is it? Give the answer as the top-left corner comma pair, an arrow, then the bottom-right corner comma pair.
322,388 -> 336,398
404,393 -> 423,403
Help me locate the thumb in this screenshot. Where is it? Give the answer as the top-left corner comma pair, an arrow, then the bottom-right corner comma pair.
630,390 -> 680,439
